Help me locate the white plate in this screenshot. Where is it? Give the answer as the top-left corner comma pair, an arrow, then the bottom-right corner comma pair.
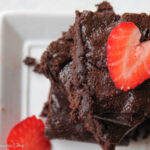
0,11 -> 150,150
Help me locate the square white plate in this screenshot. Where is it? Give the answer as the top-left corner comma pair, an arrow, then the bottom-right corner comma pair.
0,11 -> 150,150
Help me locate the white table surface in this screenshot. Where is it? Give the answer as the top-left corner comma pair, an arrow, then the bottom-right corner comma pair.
1,0 -> 150,14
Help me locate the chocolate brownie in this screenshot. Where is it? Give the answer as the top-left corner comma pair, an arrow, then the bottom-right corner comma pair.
40,27 -> 73,82
40,25 -> 150,147
40,31 -> 150,146
45,82 -> 95,142
40,26 -> 96,142
40,2 -> 150,150
41,87 -> 150,145
67,2 -> 150,149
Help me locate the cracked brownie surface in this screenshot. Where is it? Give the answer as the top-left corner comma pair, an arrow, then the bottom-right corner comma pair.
40,2 -> 150,150
67,2 -> 150,149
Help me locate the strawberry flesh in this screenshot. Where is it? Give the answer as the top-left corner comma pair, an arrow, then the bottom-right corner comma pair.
107,22 -> 150,91
7,116 -> 51,150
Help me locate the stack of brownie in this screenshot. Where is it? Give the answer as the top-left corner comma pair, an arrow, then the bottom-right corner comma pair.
40,2 -> 150,150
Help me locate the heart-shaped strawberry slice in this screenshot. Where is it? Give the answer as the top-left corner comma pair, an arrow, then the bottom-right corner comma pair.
107,22 -> 150,91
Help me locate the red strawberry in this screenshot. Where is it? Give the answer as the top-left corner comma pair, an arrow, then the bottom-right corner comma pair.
107,22 -> 150,91
7,116 -> 51,150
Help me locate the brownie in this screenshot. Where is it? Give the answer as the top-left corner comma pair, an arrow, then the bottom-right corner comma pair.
24,57 -> 36,66
40,26 -> 96,142
40,2 -> 150,150
41,51 -> 150,147
68,3 -> 150,149
40,26 -> 150,147
40,26 -> 73,82
45,82 -> 95,142
70,6 -> 150,125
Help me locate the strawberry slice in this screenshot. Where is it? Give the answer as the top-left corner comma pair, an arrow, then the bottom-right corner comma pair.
107,22 -> 150,91
7,116 -> 51,150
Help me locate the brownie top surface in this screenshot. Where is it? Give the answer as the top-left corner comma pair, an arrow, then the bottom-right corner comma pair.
40,2 -> 150,149
64,2 -> 150,147
71,5 -> 150,126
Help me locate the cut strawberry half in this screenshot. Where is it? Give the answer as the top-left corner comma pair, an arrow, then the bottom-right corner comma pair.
107,22 -> 150,91
7,116 -> 51,150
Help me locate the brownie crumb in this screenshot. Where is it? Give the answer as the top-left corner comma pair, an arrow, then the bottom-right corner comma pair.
24,57 -> 36,66
24,57 -> 42,74
33,64 -> 42,74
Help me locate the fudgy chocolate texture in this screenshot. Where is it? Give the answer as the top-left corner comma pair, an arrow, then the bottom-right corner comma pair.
40,28 -> 150,147
125,118 -> 150,142
45,82 -> 95,142
40,28 -> 95,142
71,7 -> 150,125
40,25 -> 96,142
40,2 -> 150,150
41,52 -> 150,145
40,27 -> 73,82
67,3 -> 150,149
